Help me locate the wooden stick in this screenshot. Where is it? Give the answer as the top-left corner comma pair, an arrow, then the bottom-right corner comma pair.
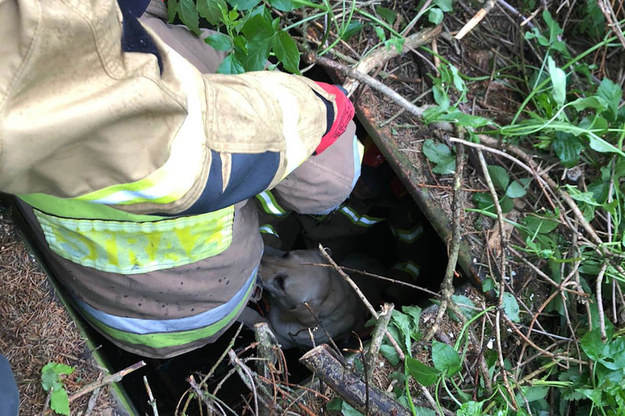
365,303 -> 394,382
300,344 -> 411,416
68,360 -> 146,402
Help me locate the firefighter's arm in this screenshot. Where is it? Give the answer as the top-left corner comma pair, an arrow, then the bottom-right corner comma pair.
0,0 -> 353,215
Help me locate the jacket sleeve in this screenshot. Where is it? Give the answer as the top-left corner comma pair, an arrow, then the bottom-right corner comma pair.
0,0 -> 342,215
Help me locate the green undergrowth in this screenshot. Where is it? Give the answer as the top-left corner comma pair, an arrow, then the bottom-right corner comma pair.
167,1 -> 624,415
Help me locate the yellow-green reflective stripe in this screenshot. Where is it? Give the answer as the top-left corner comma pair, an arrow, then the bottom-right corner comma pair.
259,224 -> 279,238
18,194 -> 166,221
34,206 -> 234,274
339,206 -> 385,227
392,261 -> 421,279
80,280 -> 254,349
76,52 -> 207,206
256,191 -> 287,216
391,224 -> 424,244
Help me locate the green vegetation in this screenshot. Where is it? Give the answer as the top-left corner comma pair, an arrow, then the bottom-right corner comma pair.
163,1 -> 625,415
41,362 -> 74,415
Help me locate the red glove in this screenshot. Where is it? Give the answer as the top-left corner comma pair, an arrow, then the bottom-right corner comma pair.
313,82 -> 355,155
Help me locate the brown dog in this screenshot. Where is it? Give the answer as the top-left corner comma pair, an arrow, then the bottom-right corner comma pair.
259,249 -> 380,348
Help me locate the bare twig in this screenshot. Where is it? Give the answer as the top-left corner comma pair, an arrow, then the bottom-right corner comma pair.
365,303 -> 394,382
144,376 -> 159,416
596,263 -> 609,340
68,361 -> 146,402
317,244 -> 405,361
455,0 -> 496,40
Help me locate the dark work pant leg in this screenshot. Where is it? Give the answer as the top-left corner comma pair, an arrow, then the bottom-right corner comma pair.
0,354 -> 19,416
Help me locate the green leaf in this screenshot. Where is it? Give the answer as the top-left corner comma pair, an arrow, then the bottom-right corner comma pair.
375,6 -> 397,24
506,180 -> 527,198
487,165 -> 510,191
226,0 -> 262,10
552,133 -> 584,168
268,0 -> 297,12
50,388 -> 70,416
602,337 -> 625,370
373,26 -> 386,43
502,292 -> 520,322
482,278 -> 495,293
431,84 -> 450,109
570,96 -> 607,112
581,328 -> 605,361
238,14 -> 275,70
341,21 -> 364,41
341,401 -> 364,416
41,363 -> 74,392
434,0 -> 453,12
167,0 -> 179,23
597,77 -> 622,119
380,344 -> 401,366
204,32 -> 233,51
326,397 -> 343,411
414,406 -> 437,416
431,340 -> 462,375
272,30 -> 300,74
402,305 -> 422,329
428,7 -> 444,24
196,0 -> 227,25
178,0 -> 199,34
423,139 -> 455,174
547,56 -> 566,106
217,54 -> 245,74
437,110 -> 492,128
391,310 -> 412,352
451,294 -> 477,319
521,386 -> 549,402
457,401 -> 484,416
405,357 -> 440,386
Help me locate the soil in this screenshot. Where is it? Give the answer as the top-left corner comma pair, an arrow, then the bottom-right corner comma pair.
0,197 -> 122,415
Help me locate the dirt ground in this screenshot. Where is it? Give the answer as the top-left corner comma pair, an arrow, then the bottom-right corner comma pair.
0,197 -> 121,415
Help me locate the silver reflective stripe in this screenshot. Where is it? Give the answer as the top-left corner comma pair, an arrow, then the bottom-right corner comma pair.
392,261 -> 421,279
391,224 -> 424,244
256,191 -> 288,216
259,224 -> 280,238
339,206 -> 384,227
76,268 -> 257,334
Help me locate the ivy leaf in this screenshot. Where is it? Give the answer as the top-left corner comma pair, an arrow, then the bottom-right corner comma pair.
197,0 -> 227,25
428,7 -> 444,24
217,54 -> 245,74
431,340 -> 462,375
50,388 -> 71,416
547,56 -> 566,106
204,32 -> 233,51
178,0 -> 199,34
405,357 -> 440,386
452,295 -> 477,319
226,0 -> 262,11
502,292 -> 520,322
272,30 -> 300,74
487,165 -> 509,191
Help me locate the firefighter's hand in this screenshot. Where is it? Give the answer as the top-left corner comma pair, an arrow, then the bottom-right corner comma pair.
313,82 -> 355,155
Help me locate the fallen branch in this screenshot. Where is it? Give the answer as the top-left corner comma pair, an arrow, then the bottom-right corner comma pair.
68,360 -> 145,402
365,303 -> 394,382
300,344 -> 411,416
342,25 -> 442,93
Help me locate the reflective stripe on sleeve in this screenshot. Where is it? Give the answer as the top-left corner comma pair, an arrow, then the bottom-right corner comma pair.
78,269 -> 257,348
390,224 -> 424,244
392,261 -> 421,279
34,205 -> 234,274
255,191 -> 288,216
75,51 -> 207,206
259,224 -> 280,238
339,205 -> 385,227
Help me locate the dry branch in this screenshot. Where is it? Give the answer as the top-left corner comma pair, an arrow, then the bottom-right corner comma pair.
68,360 -> 145,402
300,344 -> 411,416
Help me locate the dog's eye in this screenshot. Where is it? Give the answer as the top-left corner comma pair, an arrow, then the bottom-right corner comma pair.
275,274 -> 287,291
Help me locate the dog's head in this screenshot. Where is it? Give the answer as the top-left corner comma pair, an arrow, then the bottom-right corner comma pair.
259,249 -> 363,347
259,250 -> 337,312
